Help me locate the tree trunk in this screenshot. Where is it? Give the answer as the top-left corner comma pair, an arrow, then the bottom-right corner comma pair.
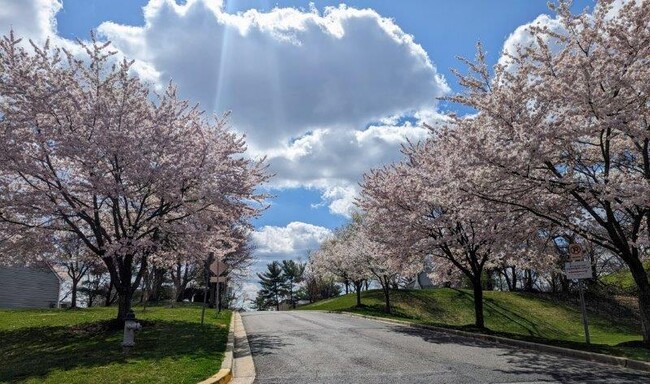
354,280 -> 363,307
560,272 -> 569,293
117,288 -> 133,321
71,279 -> 78,308
511,266 -> 517,291
485,269 -> 494,291
105,254 -> 147,321
175,287 -> 185,302
148,267 -> 166,302
105,279 -> 114,306
383,286 -> 391,313
502,268 -> 513,291
550,272 -> 558,294
524,269 -> 533,291
87,281 -> 94,307
629,258 -> 650,346
381,277 -> 391,313
472,278 -> 485,328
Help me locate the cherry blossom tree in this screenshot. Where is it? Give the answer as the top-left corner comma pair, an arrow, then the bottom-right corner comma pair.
359,222 -> 422,314
163,225 -> 253,302
448,0 -> 650,341
313,215 -> 421,313
311,221 -> 372,308
0,33 -> 268,320
359,133 -> 553,327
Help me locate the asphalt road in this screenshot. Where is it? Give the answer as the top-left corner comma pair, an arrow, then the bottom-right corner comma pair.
239,311 -> 649,384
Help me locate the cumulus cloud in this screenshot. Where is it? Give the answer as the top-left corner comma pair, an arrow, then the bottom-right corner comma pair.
251,221 -> 331,258
498,1 -> 629,71
237,221 -> 332,305
497,13 -> 565,70
0,0 -> 450,217
0,0 -> 60,42
264,110 -> 448,215
96,0 -> 449,150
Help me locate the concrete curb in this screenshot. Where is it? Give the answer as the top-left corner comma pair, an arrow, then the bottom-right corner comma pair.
197,312 -> 236,384
333,311 -> 650,373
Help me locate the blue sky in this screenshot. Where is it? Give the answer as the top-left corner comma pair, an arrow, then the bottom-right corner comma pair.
1,0 -> 595,298
56,0 -> 593,92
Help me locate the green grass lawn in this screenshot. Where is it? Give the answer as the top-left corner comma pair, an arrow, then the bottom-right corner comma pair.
0,305 -> 231,384
299,288 -> 650,361
601,261 -> 650,293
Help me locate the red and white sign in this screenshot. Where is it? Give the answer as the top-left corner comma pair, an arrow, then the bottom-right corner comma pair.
568,244 -> 584,262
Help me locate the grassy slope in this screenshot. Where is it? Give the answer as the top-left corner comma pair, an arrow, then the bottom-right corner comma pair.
0,305 -> 230,384
299,288 -> 649,360
601,261 -> 650,293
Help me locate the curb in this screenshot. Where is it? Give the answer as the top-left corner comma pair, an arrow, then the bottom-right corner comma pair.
333,311 -> 650,373
197,312 -> 236,384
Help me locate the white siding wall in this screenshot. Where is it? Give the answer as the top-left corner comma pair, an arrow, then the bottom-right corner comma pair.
0,266 -> 60,308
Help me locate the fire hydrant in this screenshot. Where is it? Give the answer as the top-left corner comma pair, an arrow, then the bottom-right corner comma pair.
121,310 -> 142,349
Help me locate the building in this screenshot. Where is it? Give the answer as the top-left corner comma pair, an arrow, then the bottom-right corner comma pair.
0,262 -> 61,308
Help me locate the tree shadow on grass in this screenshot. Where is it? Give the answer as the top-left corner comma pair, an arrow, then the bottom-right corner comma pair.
0,319 -> 228,382
390,326 -> 650,383
449,289 -> 549,337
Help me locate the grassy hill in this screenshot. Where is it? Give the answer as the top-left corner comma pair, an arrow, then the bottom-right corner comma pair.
601,261 -> 650,293
298,288 -> 649,360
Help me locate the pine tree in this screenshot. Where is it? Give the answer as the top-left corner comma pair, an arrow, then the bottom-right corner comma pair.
257,261 -> 289,311
282,260 -> 306,309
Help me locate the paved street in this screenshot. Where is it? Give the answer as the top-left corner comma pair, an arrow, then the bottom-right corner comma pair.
238,311 -> 649,384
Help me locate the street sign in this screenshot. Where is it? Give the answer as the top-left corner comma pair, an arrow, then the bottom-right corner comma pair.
210,260 -> 227,276
210,276 -> 227,283
568,243 -> 584,262
564,253 -> 593,345
565,261 -> 593,280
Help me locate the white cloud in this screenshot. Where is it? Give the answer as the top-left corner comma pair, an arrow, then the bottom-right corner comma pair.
498,13 -> 565,71
247,221 -> 331,298
0,0 -> 60,42
95,0 -> 449,150
251,221 -> 331,257
497,1 -> 629,71
264,111 -> 446,216
0,0 -> 450,217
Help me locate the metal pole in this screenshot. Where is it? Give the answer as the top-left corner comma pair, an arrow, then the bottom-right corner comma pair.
201,253 -> 213,325
216,260 -> 221,315
578,279 -> 590,344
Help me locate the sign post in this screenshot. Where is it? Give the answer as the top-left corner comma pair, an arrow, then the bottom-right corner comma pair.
578,279 -> 590,344
201,253 -> 214,325
565,244 -> 592,344
210,260 -> 228,315
216,260 -> 221,315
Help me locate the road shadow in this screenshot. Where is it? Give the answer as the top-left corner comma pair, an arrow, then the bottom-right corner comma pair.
390,326 -> 649,383
246,333 -> 291,356
0,319 -> 228,382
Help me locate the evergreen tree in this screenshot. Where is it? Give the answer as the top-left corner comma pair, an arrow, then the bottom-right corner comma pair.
282,260 -> 306,309
257,261 -> 289,311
